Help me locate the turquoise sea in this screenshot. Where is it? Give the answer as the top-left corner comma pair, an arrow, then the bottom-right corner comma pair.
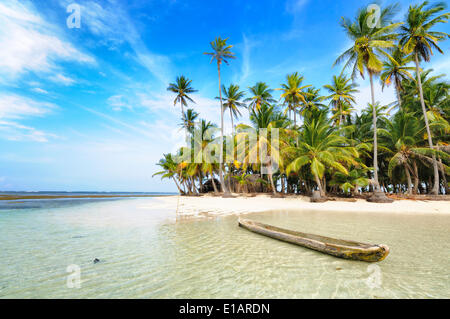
0,195 -> 449,298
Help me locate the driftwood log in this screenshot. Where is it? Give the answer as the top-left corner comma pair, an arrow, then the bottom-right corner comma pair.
238,218 -> 390,262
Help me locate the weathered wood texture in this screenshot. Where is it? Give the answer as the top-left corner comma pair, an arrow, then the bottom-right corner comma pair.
238,218 -> 389,262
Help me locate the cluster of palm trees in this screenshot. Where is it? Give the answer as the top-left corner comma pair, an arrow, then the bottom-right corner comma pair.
155,1 -> 449,198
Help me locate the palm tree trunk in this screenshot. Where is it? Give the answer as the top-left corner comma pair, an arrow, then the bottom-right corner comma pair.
395,84 -> 402,109
267,165 -> 277,195
172,177 -> 184,195
217,62 -> 228,193
191,176 -> 199,194
229,108 -> 234,135
210,172 -> 218,193
414,53 -> 440,195
404,164 -> 412,195
413,160 -> 419,194
369,72 -> 380,191
314,173 -> 325,197
293,109 -> 297,126
438,156 -> 449,194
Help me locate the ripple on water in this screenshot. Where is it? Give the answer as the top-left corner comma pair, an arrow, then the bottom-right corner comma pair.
0,198 -> 449,298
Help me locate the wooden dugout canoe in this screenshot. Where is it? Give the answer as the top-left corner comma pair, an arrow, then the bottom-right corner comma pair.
238,218 -> 389,262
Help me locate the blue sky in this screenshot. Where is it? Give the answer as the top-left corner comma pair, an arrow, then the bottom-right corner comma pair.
0,0 -> 449,192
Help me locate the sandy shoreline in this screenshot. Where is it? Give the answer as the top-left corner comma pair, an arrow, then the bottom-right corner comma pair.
145,194 -> 450,217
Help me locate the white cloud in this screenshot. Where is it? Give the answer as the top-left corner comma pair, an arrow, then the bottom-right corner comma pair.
107,95 -> 132,111
354,80 -> 397,114
0,120 -> 57,143
430,56 -> 450,78
58,0 -> 172,84
31,88 -> 49,94
0,0 -> 95,80
49,74 -> 76,86
286,0 -> 309,13
0,94 -> 56,119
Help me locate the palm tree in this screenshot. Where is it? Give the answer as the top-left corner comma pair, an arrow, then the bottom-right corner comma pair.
277,72 -> 311,126
380,47 -> 415,109
323,73 -> 359,126
167,75 -> 197,121
399,1 -> 450,194
153,153 -> 185,194
301,87 -> 327,117
236,108 -> 287,195
335,4 -> 402,194
204,37 -> 235,194
180,108 -> 199,135
246,82 -> 276,112
379,111 -> 448,194
285,115 -> 358,196
220,84 -> 246,134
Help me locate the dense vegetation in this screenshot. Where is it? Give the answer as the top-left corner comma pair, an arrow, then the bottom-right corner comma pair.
155,1 -> 450,197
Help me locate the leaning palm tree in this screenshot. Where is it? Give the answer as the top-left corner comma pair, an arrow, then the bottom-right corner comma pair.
323,73 -> 359,126
220,84 -> 246,134
334,4 -> 402,196
399,1 -> 450,194
245,82 -> 277,112
380,47 -> 415,109
204,37 -> 235,194
153,153 -> 185,194
167,75 -> 197,121
277,72 -> 311,126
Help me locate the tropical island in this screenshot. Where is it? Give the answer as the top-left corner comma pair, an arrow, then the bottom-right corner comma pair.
2,0 -> 450,300
154,1 -> 450,209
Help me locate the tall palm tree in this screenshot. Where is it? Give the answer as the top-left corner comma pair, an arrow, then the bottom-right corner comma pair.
334,4 -> 402,193
277,72 -> 311,126
323,73 -> 359,126
220,84 -> 246,134
380,47 -> 415,109
167,75 -> 197,121
245,82 -> 276,112
204,37 -> 235,194
399,1 -> 450,194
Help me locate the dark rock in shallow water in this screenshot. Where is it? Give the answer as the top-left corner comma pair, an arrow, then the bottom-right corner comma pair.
93,258 -> 100,264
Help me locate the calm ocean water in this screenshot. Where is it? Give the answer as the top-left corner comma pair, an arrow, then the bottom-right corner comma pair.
0,196 -> 449,298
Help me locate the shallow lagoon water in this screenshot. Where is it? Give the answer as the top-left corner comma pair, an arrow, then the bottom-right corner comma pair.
0,197 -> 449,298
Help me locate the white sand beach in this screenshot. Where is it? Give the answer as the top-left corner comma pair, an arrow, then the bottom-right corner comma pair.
145,194 -> 450,217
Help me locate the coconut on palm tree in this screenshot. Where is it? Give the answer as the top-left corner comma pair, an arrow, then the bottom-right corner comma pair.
399,0 -> 450,194
335,4 -> 402,200
204,37 -> 236,195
